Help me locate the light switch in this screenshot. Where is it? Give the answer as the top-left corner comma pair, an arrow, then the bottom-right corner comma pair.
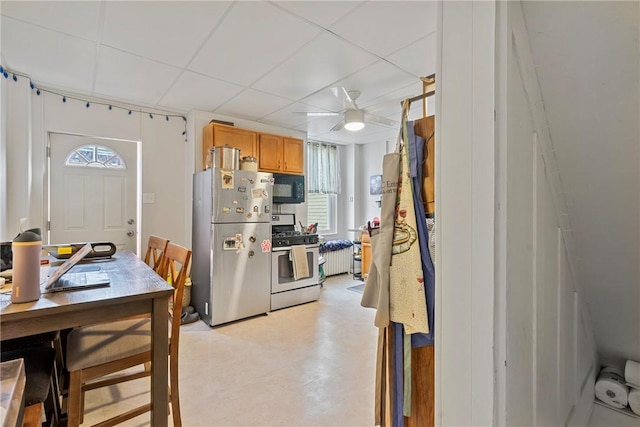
143,193 -> 155,204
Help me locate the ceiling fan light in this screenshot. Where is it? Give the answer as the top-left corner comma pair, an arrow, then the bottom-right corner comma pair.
344,109 -> 365,131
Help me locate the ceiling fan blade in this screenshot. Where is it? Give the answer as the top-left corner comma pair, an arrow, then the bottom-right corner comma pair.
330,120 -> 345,132
292,111 -> 340,117
364,114 -> 398,128
341,87 -> 353,103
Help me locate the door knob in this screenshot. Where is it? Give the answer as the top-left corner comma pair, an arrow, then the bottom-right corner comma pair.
127,230 -> 135,237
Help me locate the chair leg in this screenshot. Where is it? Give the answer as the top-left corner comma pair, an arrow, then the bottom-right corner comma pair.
67,370 -> 83,427
170,361 -> 181,427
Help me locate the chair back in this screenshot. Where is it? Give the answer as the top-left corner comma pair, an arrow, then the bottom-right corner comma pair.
144,235 -> 169,272
157,243 -> 191,348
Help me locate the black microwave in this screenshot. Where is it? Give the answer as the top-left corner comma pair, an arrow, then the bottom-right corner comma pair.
272,173 -> 305,204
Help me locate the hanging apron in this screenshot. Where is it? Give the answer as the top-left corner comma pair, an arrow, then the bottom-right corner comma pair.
361,152 -> 400,327
388,105 -> 429,336
406,121 -> 435,349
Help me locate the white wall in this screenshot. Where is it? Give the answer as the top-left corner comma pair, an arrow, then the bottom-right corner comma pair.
495,2 -> 598,426
1,79 -> 189,252
436,1 -> 496,425
353,141 -> 388,230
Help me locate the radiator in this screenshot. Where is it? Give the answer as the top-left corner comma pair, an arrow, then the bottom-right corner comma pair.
322,247 -> 352,276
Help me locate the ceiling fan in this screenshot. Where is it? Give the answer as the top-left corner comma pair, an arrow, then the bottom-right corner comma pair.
296,88 -> 397,132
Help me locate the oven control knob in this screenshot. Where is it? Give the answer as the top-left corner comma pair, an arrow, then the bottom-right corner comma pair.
249,236 -> 256,243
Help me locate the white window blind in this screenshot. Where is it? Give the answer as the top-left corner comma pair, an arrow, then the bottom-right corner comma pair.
307,193 -> 336,234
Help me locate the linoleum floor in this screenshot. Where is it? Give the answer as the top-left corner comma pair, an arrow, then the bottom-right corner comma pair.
79,274 -> 377,426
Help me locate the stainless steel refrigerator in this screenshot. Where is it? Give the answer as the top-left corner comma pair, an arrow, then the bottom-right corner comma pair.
192,168 -> 273,326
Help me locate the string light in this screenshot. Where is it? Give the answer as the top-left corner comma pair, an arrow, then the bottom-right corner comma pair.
1,64 -> 188,140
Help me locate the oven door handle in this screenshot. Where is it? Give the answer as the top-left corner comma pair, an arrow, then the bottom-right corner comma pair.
272,244 -> 320,251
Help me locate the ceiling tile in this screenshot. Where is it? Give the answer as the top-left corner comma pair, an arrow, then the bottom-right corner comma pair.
102,2 -> 232,68
301,60 -> 417,111
1,17 -> 95,92
386,32 -> 436,78
1,1 -> 101,41
215,89 -> 292,121
94,46 -> 181,106
364,82 -> 425,119
330,1 -> 437,57
260,102 -> 333,129
252,32 -> 378,101
189,1 -> 321,86
313,125 -> 397,146
273,1 -> 362,28
158,71 -> 244,113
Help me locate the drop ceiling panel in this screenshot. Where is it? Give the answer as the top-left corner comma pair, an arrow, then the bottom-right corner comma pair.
387,32 -> 437,79
365,82 -> 426,118
94,46 -> 181,106
1,18 -> 96,92
273,1 -> 362,28
252,32 -> 378,101
102,2 -> 232,68
330,1 -> 437,57
260,102 -> 332,129
158,71 -> 243,112
215,88 -> 292,121
189,1 -> 321,86
1,1 -> 101,41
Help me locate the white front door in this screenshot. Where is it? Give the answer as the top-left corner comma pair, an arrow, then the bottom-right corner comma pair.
49,133 -> 138,253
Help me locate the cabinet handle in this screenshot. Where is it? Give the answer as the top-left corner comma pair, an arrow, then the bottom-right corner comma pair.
285,161 -> 287,169
278,160 -> 281,168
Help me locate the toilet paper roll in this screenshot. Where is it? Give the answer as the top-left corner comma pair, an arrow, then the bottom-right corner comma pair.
595,367 -> 629,409
625,360 -> 640,387
630,389 -> 640,416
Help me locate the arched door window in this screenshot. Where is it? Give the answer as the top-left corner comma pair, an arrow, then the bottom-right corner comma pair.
64,145 -> 126,169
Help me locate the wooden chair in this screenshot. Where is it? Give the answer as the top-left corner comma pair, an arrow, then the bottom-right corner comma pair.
65,243 -> 191,427
143,235 -> 169,272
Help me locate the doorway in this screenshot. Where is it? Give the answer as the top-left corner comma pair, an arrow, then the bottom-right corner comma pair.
48,133 -> 140,253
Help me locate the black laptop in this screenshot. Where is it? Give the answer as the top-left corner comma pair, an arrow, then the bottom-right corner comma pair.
43,243 -> 111,292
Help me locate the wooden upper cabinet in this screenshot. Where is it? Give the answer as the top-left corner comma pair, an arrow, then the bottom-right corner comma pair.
258,135 -> 304,174
282,138 -> 303,174
202,123 -> 257,170
257,133 -> 283,172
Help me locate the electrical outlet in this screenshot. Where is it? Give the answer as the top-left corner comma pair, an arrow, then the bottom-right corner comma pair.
143,193 -> 155,204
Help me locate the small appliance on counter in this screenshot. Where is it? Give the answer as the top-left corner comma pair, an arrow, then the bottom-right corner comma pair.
271,213 -> 320,310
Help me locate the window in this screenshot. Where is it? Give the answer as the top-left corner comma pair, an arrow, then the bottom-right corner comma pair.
65,145 -> 126,169
307,142 -> 340,235
307,193 -> 337,234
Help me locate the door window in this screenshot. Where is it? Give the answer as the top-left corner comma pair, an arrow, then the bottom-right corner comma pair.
65,145 -> 126,169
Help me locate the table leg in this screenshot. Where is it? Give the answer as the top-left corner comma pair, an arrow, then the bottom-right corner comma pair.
151,296 -> 169,427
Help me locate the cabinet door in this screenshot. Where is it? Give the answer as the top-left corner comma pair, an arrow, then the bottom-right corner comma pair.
213,125 -> 257,160
361,242 -> 371,278
258,134 -> 283,172
282,138 -> 304,174
202,124 -> 257,170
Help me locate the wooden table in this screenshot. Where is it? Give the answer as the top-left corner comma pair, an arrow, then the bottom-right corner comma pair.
0,251 -> 174,427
